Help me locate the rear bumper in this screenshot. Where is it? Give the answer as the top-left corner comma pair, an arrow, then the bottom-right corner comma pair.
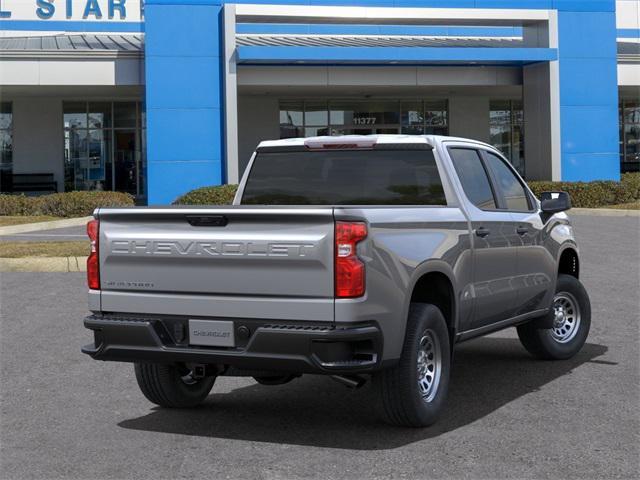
82,314 -> 383,374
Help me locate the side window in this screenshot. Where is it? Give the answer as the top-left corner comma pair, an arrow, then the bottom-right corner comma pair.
448,148 -> 498,210
483,152 -> 531,211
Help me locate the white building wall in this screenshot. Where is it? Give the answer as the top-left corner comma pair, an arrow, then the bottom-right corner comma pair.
12,97 -> 64,191
616,0 -> 640,30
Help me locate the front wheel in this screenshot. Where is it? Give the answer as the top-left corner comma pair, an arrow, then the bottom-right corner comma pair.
374,303 -> 451,428
134,363 -> 216,408
517,274 -> 591,360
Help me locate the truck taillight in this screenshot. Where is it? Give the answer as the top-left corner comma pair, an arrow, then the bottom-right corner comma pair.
87,219 -> 100,290
335,221 -> 367,298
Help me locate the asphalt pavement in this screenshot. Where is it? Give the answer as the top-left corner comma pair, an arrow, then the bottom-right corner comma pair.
0,214 -> 638,480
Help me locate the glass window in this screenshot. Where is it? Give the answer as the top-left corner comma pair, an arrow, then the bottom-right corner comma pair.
279,101 -> 304,139
490,100 -> 524,176
64,102 -> 87,129
329,101 -> 400,126
449,148 -> 497,210
280,99 -> 448,139
114,102 -> 136,128
484,151 -> 530,211
242,149 -> 446,205
304,101 -> 328,127
620,99 -> 640,173
89,102 -> 112,129
0,102 -> 12,192
401,101 -> 424,126
0,102 -> 12,130
425,100 -> 447,127
63,101 -> 145,198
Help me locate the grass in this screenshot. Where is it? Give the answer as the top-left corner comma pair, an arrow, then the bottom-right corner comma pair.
0,241 -> 89,258
601,201 -> 640,210
0,215 -> 57,227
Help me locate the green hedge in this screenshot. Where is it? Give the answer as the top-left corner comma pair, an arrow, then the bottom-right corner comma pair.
0,191 -> 135,217
173,184 -> 239,205
528,173 -> 640,208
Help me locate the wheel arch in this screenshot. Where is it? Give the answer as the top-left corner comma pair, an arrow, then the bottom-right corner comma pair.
403,261 -> 458,349
558,245 -> 580,279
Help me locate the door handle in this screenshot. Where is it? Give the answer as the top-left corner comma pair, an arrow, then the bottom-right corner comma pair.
475,227 -> 491,238
516,226 -> 529,236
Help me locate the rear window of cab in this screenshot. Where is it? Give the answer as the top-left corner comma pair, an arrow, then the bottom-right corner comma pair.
242,149 -> 447,206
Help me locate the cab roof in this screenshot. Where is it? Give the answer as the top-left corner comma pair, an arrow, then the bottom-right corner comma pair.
257,134 -> 493,150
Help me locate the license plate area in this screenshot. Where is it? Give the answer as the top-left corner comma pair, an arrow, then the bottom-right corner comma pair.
188,319 -> 235,347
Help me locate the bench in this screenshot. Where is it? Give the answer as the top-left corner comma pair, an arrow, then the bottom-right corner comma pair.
10,173 -> 58,194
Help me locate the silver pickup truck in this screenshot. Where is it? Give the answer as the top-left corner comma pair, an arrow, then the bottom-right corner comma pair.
82,135 -> 591,427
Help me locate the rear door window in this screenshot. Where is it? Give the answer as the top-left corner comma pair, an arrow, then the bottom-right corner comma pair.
241,149 -> 447,205
448,148 -> 498,210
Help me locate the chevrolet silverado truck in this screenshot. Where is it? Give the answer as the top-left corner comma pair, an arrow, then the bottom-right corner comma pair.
82,135 -> 591,427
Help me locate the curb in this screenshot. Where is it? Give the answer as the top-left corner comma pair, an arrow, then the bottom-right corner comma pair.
0,256 -> 87,272
570,208 -> 640,217
0,216 -> 93,236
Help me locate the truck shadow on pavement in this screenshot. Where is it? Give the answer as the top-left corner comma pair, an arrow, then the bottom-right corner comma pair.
118,337 -> 608,450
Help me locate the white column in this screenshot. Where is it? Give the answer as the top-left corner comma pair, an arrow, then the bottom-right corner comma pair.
223,3 -> 239,184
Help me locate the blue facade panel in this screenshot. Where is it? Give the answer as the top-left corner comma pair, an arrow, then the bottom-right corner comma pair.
557,9 -> 620,181
146,57 -> 221,109
144,0 -> 225,205
147,109 -> 223,162
562,153 -> 621,181
147,161 -> 224,203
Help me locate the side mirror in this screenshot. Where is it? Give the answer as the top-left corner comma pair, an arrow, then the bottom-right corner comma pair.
539,191 -> 572,214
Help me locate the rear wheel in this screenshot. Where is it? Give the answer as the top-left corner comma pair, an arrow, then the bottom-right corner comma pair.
134,363 -> 216,408
374,303 -> 451,428
517,274 -> 591,360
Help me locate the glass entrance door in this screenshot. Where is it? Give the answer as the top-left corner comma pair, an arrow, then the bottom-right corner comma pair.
114,131 -> 138,196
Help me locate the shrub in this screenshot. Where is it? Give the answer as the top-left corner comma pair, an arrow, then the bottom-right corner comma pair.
173,184 -> 238,205
0,194 -> 40,216
528,172 -> 640,208
620,172 -> 640,201
0,191 -> 135,217
37,191 -> 135,217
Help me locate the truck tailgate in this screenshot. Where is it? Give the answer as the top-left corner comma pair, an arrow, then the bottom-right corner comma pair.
96,207 -> 335,321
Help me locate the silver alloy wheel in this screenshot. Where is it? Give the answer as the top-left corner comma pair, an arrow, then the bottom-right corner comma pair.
550,292 -> 581,343
417,329 -> 442,403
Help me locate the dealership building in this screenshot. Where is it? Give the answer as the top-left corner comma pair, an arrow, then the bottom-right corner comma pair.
0,0 -> 638,204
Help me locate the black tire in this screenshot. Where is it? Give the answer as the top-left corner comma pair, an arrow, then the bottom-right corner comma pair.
517,274 -> 591,360
374,303 -> 451,428
134,363 -> 216,408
